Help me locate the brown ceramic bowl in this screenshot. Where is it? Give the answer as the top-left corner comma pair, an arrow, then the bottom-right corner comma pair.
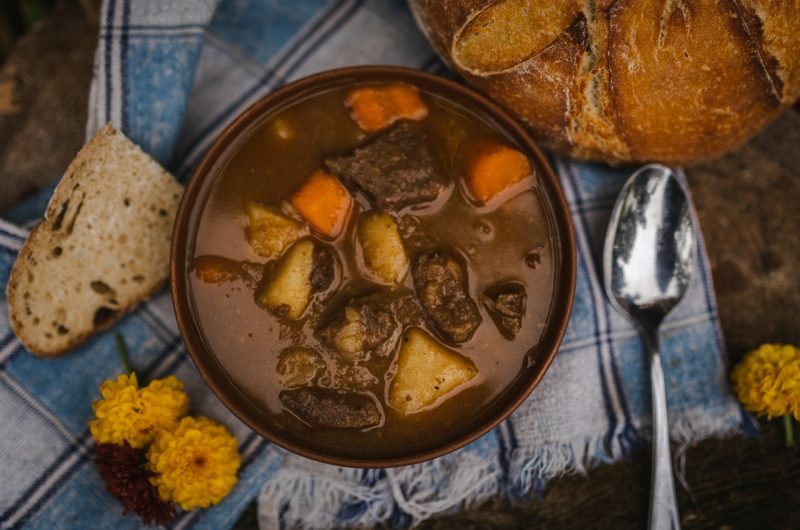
171,66 -> 576,468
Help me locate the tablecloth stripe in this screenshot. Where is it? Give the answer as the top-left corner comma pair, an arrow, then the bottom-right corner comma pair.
560,159 -> 637,450
170,0 -> 362,177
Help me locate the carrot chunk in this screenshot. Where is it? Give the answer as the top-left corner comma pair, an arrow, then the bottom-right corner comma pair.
465,144 -> 532,203
346,84 -> 429,133
193,256 -> 241,284
288,170 -> 352,237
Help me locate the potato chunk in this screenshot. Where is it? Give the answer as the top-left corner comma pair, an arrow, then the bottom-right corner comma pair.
357,212 -> 408,284
277,347 -> 326,388
258,239 -> 315,320
245,201 -> 302,258
389,328 -> 478,415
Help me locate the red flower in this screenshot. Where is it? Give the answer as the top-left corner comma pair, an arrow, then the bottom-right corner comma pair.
94,441 -> 174,526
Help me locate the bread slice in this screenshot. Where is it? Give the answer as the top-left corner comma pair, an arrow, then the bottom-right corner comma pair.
6,124 -> 183,357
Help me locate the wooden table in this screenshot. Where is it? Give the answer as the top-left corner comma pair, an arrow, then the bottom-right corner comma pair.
2,3 -> 798,528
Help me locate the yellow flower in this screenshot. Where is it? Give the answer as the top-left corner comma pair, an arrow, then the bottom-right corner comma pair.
731,343 -> 800,420
146,416 -> 240,511
89,373 -> 190,449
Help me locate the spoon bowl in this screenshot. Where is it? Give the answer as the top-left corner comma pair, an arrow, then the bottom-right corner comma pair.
603,163 -> 695,530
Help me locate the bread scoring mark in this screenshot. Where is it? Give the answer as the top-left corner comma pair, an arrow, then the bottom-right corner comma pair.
563,0 -> 632,161
657,0 -> 691,51
566,11 -> 590,50
563,12 -> 590,144
579,0 -> 600,73
731,0 -> 783,101
604,0 -> 639,158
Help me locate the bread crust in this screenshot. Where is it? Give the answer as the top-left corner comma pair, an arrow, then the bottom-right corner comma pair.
410,0 -> 800,165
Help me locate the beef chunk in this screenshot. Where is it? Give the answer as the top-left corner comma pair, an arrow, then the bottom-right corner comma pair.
310,246 -> 334,292
412,252 -> 481,344
325,122 -> 442,210
390,291 -> 425,328
277,347 -> 326,388
318,299 -> 396,361
483,285 -> 526,338
280,387 -> 381,429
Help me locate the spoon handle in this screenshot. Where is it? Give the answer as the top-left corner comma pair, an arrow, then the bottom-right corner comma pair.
646,333 -> 681,530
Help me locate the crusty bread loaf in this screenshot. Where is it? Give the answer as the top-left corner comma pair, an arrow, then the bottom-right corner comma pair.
6,124 -> 183,357
409,0 -> 800,165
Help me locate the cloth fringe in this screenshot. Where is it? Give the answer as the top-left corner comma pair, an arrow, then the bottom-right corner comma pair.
257,465 -> 391,530
514,433 -> 617,498
257,450 -> 500,530
257,403 -> 744,529
514,403 -> 743,499
386,450 -> 501,524
670,404 -> 745,446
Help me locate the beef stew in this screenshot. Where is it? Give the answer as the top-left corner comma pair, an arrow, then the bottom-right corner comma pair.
180,72 -> 568,462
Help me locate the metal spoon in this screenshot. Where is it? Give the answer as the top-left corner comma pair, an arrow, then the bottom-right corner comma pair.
603,164 -> 694,530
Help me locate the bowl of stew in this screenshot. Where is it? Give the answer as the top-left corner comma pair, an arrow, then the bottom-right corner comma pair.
171,66 -> 576,467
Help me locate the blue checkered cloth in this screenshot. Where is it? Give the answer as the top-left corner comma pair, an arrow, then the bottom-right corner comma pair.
0,1 -> 746,529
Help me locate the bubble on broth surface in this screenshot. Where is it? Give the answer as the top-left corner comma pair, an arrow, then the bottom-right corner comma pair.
525,251 -> 542,269
473,219 -> 494,241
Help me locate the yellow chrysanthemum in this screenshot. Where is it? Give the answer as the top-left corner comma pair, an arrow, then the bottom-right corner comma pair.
731,343 -> 800,420
146,416 -> 240,511
89,373 -> 190,449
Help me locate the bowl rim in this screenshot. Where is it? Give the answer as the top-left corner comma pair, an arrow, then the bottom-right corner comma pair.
170,65 -> 576,468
